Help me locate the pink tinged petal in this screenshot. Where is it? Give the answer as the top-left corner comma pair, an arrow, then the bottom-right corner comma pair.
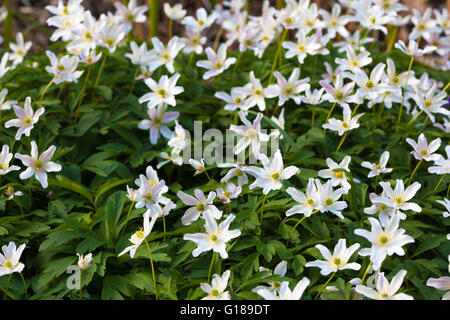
35,170 -> 49,188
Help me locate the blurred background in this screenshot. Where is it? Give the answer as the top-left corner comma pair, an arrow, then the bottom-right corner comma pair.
2,0 -> 450,52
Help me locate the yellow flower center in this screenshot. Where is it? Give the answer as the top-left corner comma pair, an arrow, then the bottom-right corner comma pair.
210,234 -> 217,242
211,289 -> 219,296
271,172 -> 280,180
336,91 -> 344,100
196,203 -> 205,211
325,198 -> 333,206
34,160 -> 43,169
215,61 -> 222,69
4,260 -> 12,268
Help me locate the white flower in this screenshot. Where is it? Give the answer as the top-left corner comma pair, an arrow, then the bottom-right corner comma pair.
118,210 -> 158,258
315,179 -> 348,219
164,3 -> 186,21
4,186 -> 23,200
217,182 -> 242,204
394,39 -> 437,57
406,133 -> 441,161
15,141 -> 62,189
177,189 -> 222,226
4,97 -> 45,141
147,36 -> 185,74
229,112 -> 269,157
428,145 -> 450,175
139,73 -> 183,109
181,8 -> 216,32
286,178 -> 321,217
189,158 -> 205,176
373,179 -> 422,213
77,253 -> 93,270
335,46 -> 372,72
183,212 -> 241,259
427,255 -> 450,300
282,29 -> 321,64
0,52 -> 12,78
318,155 -> 352,194
181,27 -> 206,54
320,74 -> 360,108
200,270 -> 231,300
319,3 -> 349,38
322,105 -> 365,136
305,239 -> 361,275
0,145 -> 20,175
361,151 -> 393,178
246,149 -> 300,195
98,23 -> 125,53
252,260 -> 287,294
410,83 -> 449,123
364,192 -> 405,227
356,270 -> 413,300
437,198 -> 450,218
125,41 -> 152,66
134,178 -> 170,210
196,44 -> 236,80
0,242 -> 26,276
45,50 -> 83,84
138,104 -> 179,145
9,32 -> 32,65
256,278 -> 310,300
114,0 -> 148,33
355,215 -> 415,271
265,68 -> 309,106
269,108 -> 285,140
215,87 -> 250,111
410,8 -> 439,41
0,88 -> 17,111
218,162 -> 249,186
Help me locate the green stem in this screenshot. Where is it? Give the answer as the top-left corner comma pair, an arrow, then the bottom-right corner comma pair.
323,102 -> 337,134
187,51 -> 195,74
93,53 -> 108,95
144,239 -> 158,300
79,268 -> 82,300
168,19 -> 173,39
260,194 -> 268,223
335,132 -> 348,152
407,159 -> 422,186
207,251 -> 216,283
149,0 -> 159,38
74,65 -> 91,124
162,215 -> 166,243
56,83 -> 65,100
231,51 -> 243,80
19,272 -> 27,298
433,175 -> 445,193
120,202 -> 135,237
312,104 -> 315,128
422,115 -> 429,129
129,65 -> 141,95
315,272 -> 336,300
354,261 -> 372,300
442,80 -> 450,93
268,29 -> 288,85
408,109 -> 423,126
38,76 -> 57,108
289,209 -> 319,235
213,27 -> 224,51
396,55 -> 414,132
4,273 -> 12,300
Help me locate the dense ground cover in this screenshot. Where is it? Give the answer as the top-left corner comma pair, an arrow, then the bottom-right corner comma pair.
0,0 -> 449,300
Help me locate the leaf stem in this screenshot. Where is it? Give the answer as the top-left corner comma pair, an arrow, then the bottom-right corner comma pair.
38,75 -> 57,108
396,55 -> 414,132
268,29 -> 288,85
354,261 -> 372,300
323,102 -> 337,134
315,272 -> 336,300
144,238 -> 158,300
407,159 -> 422,186
207,251 -> 216,283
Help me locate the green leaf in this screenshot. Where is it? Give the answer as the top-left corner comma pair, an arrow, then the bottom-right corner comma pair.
95,178 -> 132,205
49,175 -> 95,206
